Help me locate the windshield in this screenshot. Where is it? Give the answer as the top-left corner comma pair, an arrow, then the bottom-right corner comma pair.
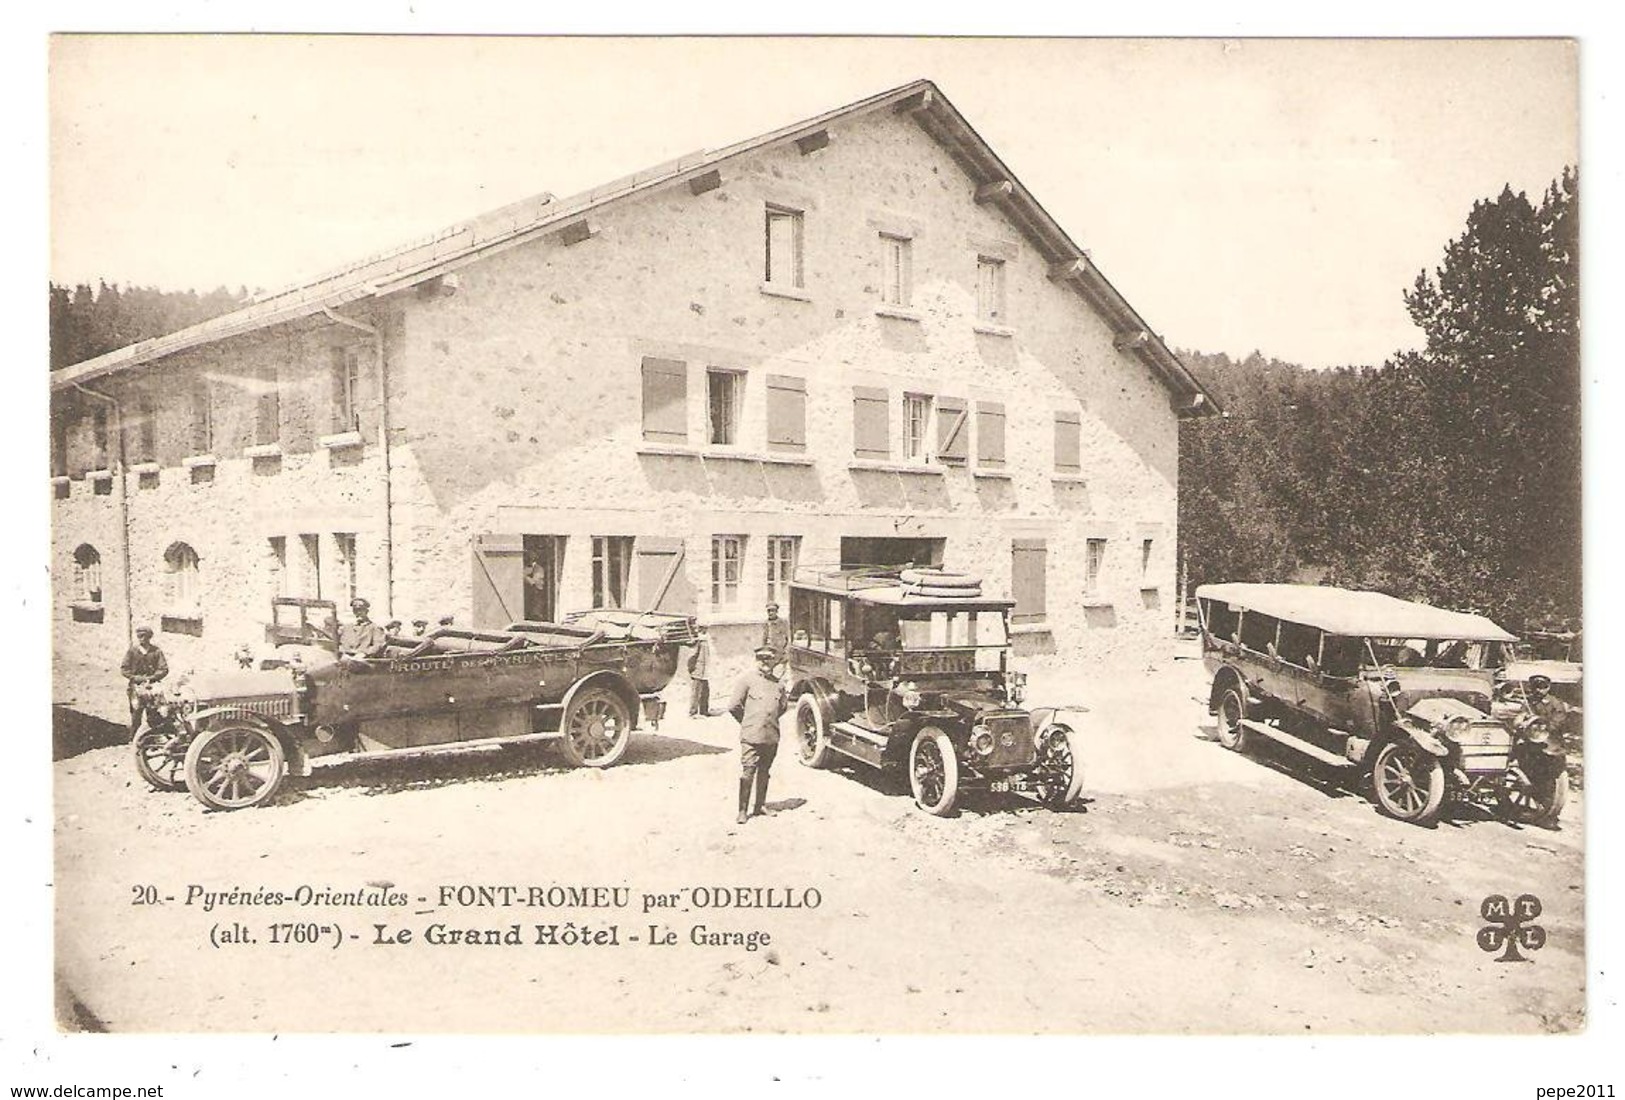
891,609 -> 1009,650
1367,637 -> 1504,671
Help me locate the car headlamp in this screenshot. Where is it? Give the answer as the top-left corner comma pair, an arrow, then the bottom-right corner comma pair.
1520,717 -> 1551,744
899,682 -> 923,710
1445,715 -> 1472,740
971,725 -> 995,756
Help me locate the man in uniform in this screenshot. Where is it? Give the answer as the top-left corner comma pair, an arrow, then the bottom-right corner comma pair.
687,626 -> 713,718
338,597 -> 388,660
1524,674 -> 1573,737
120,625 -> 169,736
725,646 -> 788,824
761,602 -> 790,668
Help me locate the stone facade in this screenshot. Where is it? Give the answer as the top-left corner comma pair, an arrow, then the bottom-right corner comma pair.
52,87 -> 1192,689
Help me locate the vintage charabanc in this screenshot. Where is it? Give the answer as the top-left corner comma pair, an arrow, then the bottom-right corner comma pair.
134,598 -> 696,811
1197,583 -> 1568,828
786,566 -> 1086,816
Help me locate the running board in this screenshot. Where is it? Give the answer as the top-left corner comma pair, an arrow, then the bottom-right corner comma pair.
313,728 -> 565,767
1238,718 -> 1351,767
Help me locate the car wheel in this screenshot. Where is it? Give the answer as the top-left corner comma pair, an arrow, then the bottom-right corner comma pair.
558,685 -> 632,768
1370,740 -> 1446,825
909,726 -> 960,817
133,721 -> 190,792
1033,724 -> 1085,809
1216,686 -> 1250,752
183,723 -> 287,811
795,693 -> 832,768
1499,767 -> 1569,829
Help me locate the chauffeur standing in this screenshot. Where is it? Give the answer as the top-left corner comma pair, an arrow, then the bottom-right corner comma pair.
725,646 -> 788,824
121,625 -> 169,737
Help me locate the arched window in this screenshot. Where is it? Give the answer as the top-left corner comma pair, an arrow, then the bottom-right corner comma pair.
72,544 -> 102,604
165,542 -> 201,614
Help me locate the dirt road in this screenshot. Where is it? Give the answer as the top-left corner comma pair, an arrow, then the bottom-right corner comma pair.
53,658 -> 1584,1033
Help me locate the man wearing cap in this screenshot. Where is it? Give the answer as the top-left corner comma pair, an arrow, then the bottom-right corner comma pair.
724,646 -> 788,824
1524,674 -> 1573,736
761,602 -> 790,668
338,597 -> 388,659
686,626 -> 713,718
120,626 -> 169,736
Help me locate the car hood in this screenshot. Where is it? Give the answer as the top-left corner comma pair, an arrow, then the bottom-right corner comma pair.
188,667 -> 297,702
938,691 -> 1023,719
1387,669 -> 1494,715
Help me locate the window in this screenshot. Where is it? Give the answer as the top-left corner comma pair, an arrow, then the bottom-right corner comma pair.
766,375 -> 807,453
711,535 -> 745,610
592,536 -> 634,609
1202,598 -> 1241,643
880,234 -> 912,307
299,533 -> 322,598
976,402 -> 1006,469
51,418 -> 68,478
91,406 -> 110,469
334,533 -> 358,605
641,357 -> 688,444
764,205 -> 804,288
332,347 -> 362,433
256,369 -> 281,446
129,397 -> 156,465
707,369 -> 744,446
767,536 -> 799,608
73,544 -> 102,604
191,384 -> 213,455
1141,539 -> 1155,581
1239,611 -> 1280,654
268,536 -> 288,598
1084,538 -> 1108,597
1278,621 -> 1323,669
852,386 -> 890,461
1055,409 -> 1082,474
977,257 -> 1007,323
903,393 -> 932,462
1012,539 -> 1047,625
165,542 -> 201,614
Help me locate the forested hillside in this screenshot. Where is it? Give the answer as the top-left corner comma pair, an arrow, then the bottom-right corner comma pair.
49,282 -> 251,371
1179,168 -> 1580,632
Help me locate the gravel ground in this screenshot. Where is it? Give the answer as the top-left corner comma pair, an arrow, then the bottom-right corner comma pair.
52,654 -> 1584,1034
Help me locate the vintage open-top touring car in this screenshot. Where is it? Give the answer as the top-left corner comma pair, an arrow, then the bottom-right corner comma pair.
786,566 -> 1086,816
1197,583 -> 1568,827
134,598 -> 696,811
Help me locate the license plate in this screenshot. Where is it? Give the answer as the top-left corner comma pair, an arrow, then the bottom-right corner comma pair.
989,780 -> 1013,793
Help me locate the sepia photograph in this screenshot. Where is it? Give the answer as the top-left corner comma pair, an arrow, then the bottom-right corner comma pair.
19,23 -> 1614,1092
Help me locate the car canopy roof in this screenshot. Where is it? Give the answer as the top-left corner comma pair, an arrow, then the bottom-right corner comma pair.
1196,583 -> 1516,642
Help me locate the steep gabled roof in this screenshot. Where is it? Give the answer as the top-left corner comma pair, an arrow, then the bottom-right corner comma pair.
52,79 -> 1218,416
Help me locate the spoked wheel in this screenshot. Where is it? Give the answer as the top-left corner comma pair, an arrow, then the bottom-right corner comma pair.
1370,740 -> 1446,825
1032,725 -> 1085,809
558,686 -> 632,768
134,721 -> 190,792
795,693 -> 832,768
183,723 -> 287,811
909,726 -> 959,817
1499,768 -> 1569,829
1215,687 -> 1250,752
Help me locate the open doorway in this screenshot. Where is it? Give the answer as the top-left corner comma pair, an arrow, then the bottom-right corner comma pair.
523,535 -> 566,622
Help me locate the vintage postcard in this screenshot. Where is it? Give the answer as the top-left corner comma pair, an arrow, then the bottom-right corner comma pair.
30,30 -> 1606,1084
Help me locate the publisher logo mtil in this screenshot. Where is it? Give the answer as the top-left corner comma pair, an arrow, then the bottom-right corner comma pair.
1476,893 -> 1546,963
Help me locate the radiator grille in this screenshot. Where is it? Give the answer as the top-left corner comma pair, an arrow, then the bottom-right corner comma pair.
1456,723 -> 1512,773
213,695 -> 296,720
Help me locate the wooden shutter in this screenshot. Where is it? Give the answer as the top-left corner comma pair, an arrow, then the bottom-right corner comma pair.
1054,409 -> 1081,474
977,401 -> 1006,468
641,357 -> 688,443
636,536 -> 697,613
852,385 -> 890,461
1012,539 -> 1048,625
936,395 -> 968,463
767,375 -> 807,452
471,533 -> 524,629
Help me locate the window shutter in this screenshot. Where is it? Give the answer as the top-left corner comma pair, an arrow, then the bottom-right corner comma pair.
1012,538 -> 1048,624
936,395 -> 968,463
641,357 -> 688,444
977,402 -> 1006,468
256,374 -> 281,447
767,374 -> 807,452
636,536 -> 697,613
1054,409 -> 1082,474
852,386 -> 890,461
471,533 -> 525,629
